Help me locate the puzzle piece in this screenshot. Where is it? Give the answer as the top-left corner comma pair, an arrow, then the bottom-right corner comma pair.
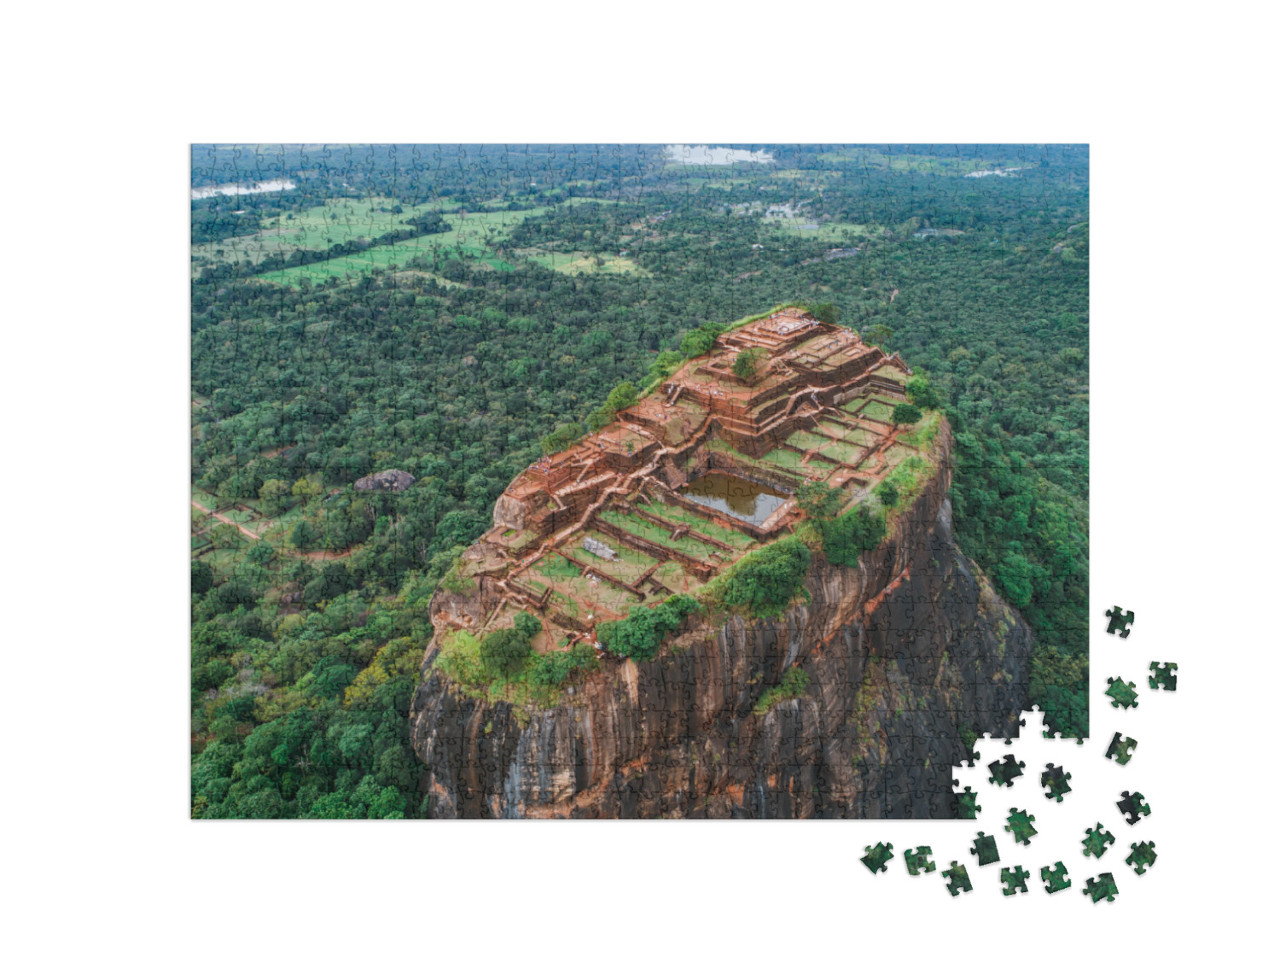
1083,872 -> 1119,903
1126,841 -> 1158,875
971,831 -> 1001,866
1105,677 -> 1139,709
1000,865 -> 1030,895
1041,763 -> 1072,801
1117,790 -> 1151,825
954,783 -> 981,819
1005,807 -> 1038,845
987,753 -> 1026,787
1082,822 -> 1115,858
904,847 -> 936,876
942,861 -> 973,897
1105,732 -> 1138,765
1149,661 -> 1178,691
860,842 -> 894,874
1105,605 -> 1134,637
1041,861 -> 1071,894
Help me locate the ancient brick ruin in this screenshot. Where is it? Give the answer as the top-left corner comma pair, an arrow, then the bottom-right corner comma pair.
446,308 -> 916,651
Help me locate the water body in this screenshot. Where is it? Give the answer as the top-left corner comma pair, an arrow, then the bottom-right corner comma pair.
665,145 -> 774,166
679,472 -> 788,525
191,178 -> 296,200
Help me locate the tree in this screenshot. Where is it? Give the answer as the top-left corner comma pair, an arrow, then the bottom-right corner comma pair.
191,559 -> 214,595
865,323 -> 893,347
795,480 -> 843,520
891,403 -> 922,426
541,422 -> 582,455
906,375 -> 941,409
291,476 -> 324,502
732,347 -> 767,381
680,322 -> 725,358
721,539 -> 811,618
818,507 -> 886,565
809,302 -> 841,324
605,381 -> 638,412
479,612 -> 540,678
877,480 -> 899,507
259,478 -> 291,514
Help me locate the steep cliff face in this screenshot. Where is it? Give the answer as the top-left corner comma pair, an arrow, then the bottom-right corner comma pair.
410,423 -> 1032,817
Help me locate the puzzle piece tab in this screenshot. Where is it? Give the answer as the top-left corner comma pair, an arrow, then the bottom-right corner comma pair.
953,782 -> 981,819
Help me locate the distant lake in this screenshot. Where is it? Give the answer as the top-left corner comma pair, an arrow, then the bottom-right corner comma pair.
191,178 -> 296,200
665,145 -> 774,166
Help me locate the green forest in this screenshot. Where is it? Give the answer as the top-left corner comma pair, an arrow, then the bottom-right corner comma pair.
191,143 -> 1089,818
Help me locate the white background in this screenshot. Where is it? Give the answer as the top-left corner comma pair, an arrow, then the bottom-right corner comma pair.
3,2 -> 1276,959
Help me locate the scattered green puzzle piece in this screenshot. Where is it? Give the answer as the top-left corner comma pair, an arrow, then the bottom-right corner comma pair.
1041,861 -> 1071,894
1105,606 -> 1134,637
1106,732 -> 1138,765
971,831 -> 1001,866
1005,807 -> 1038,845
1117,790 -> 1151,825
904,847 -> 936,876
1084,872 -> 1119,903
1126,841 -> 1157,875
1082,822 -> 1115,858
861,842 -> 894,874
1000,865 -> 1030,895
942,861 -> 972,897
1149,661 -> 1178,691
1042,763 -> 1072,801
1105,677 -> 1138,709
987,753 -> 1026,787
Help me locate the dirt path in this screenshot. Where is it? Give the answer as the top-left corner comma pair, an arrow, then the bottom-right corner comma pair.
192,499 -> 264,541
192,498 -> 356,561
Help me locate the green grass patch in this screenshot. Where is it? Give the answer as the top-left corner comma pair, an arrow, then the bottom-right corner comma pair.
434,627 -> 599,708
754,667 -> 811,716
599,510 -> 717,561
899,409 -> 942,448
533,554 -> 580,581
861,401 -> 895,421
639,501 -> 757,549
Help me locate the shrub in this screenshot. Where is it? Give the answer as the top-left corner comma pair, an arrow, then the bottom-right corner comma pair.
818,507 -> 886,566
891,403 -> 922,426
906,375 -> 941,409
754,666 -> 811,715
877,480 -> 899,507
478,612 -> 541,679
796,480 -> 843,521
529,644 -> 599,687
680,322 -> 726,358
721,538 -> 812,618
732,347 -> 767,380
598,594 -> 700,661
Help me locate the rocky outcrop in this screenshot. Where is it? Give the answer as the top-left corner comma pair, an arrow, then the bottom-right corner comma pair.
354,469 -> 415,492
409,421 -> 1032,818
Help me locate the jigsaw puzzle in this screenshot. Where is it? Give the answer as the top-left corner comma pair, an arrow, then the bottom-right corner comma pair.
1117,791 -> 1152,825
1105,732 -> 1138,765
1126,841 -> 1158,875
903,847 -> 936,876
1001,866 -> 1031,895
1149,662 -> 1178,691
1041,862 -> 1072,894
189,144 -> 1091,821
1081,823 -> 1115,858
942,861 -> 973,897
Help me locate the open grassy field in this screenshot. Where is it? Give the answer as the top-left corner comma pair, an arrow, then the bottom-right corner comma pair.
861,400 -> 896,422
191,196 -> 463,274
518,249 -> 648,276
764,219 -> 873,243
637,500 -> 757,549
253,207 -> 549,287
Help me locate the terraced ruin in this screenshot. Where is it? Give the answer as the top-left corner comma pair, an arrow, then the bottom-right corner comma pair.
440,307 -> 920,653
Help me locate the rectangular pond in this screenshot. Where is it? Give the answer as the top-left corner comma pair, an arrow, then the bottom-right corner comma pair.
677,472 -> 789,526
